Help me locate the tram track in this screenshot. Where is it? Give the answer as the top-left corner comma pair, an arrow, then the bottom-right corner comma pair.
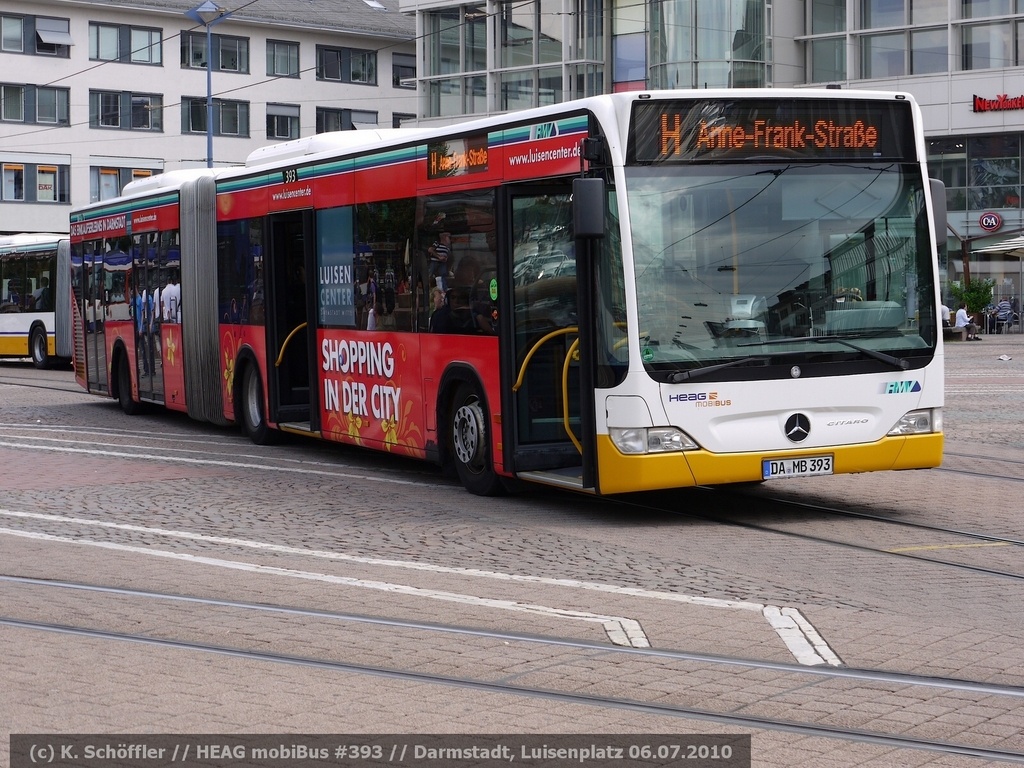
620,488 -> 1024,583
0,372 -> 81,395
2,575 -> 1023,763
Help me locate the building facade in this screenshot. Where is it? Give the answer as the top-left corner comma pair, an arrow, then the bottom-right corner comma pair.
0,0 -> 416,234
401,0 -> 1024,298
6,0 -> 1024,301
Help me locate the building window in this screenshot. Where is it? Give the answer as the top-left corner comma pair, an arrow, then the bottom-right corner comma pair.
811,0 -> 845,34
182,32 -> 207,67
351,50 -> 376,84
315,107 -> 377,132
98,168 -> 121,200
963,22 -> 1013,70
89,23 -> 119,61
90,91 -> 121,127
613,33 -> 646,85
350,110 -> 377,128
392,112 -> 415,127
911,28 -> 947,74
36,86 -> 70,123
184,97 -> 250,137
912,0 -> 946,24
36,165 -> 57,202
267,40 -> 299,77
2,164 -> 24,200
862,0 -> 905,29
34,17 -> 72,56
89,91 -> 162,130
219,36 -> 248,71
2,16 -> 24,52
810,38 -> 846,82
317,107 -> 343,132
393,53 -> 416,88
1,84 -> 24,121
962,0 -> 1013,18
132,94 -> 162,130
130,28 -> 162,64
182,32 -> 248,72
862,32 -> 905,77
266,103 -> 299,139
968,134 -> 1020,211
219,100 -> 248,135
316,46 -> 377,84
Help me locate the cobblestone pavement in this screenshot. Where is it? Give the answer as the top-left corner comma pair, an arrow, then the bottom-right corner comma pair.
1,336 -> 1023,768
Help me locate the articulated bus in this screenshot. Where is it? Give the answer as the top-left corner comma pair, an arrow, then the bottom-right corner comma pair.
69,89 -> 946,496
0,233 -> 73,368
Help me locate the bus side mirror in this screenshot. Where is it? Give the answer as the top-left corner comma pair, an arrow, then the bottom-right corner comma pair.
929,178 -> 947,251
573,177 -> 605,239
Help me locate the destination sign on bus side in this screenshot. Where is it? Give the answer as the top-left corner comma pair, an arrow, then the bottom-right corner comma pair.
628,98 -> 916,163
427,135 -> 488,180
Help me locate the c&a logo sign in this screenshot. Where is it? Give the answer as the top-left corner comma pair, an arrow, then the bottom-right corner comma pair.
980,212 -> 1003,232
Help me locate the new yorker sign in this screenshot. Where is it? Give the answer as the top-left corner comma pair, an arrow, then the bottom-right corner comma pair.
973,94 -> 1024,113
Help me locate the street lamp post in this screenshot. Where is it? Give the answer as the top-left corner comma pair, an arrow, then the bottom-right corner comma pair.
186,2 -> 229,168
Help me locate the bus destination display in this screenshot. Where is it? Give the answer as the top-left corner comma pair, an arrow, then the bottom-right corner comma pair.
628,98 -> 915,163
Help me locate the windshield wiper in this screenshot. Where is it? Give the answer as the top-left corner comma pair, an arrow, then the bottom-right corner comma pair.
739,334 -> 909,370
668,355 -> 773,383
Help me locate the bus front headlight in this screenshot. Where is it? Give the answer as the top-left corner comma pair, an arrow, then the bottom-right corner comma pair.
609,427 -> 699,454
887,408 -> 941,436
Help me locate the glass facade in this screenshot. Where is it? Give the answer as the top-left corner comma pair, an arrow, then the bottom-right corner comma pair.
929,133 -> 1023,214
421,0 -> 603,117
805,0 -> 1024,83
649,0 -> 769,89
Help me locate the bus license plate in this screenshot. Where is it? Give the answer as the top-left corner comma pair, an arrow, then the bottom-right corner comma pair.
762,455 -> 833,479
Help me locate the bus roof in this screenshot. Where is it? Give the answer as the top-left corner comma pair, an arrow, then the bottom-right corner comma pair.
0,233 -> 67,249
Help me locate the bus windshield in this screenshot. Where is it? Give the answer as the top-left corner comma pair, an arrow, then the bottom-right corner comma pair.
626,161 -> 935,378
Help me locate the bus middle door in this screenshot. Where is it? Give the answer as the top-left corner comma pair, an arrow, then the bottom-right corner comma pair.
265,210 -> 317,430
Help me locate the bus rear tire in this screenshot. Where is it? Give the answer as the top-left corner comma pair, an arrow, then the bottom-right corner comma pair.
449,382 -> 504,496
241,364 -> 277,445
117,356 -> 143,415
30,326 -> 49,369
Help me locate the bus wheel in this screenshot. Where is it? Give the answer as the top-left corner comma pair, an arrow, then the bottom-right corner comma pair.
241,364 -> 277,445
449,382 -> 504,496
30,327 -> 49,369
117,356 -> 143,415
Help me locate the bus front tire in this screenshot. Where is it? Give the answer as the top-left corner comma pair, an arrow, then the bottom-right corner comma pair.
449,382 -> 504,496
117,357 -> 143,415
30,327 -> 49,369
241,364 -> 277,445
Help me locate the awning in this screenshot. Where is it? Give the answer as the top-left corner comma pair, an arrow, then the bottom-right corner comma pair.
975,235 -> 1024,256
36,19 -> 73,46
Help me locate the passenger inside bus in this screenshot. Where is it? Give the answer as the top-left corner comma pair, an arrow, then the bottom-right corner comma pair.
429,286 -> 491,334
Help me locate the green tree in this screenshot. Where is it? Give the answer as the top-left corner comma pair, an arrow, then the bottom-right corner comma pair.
948,278 -> 995,314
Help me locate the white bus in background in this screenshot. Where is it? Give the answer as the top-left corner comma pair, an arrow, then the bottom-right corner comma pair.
0,233 -> 72,368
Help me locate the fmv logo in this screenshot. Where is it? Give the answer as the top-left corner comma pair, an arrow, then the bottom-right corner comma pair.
884,380 -> 922,394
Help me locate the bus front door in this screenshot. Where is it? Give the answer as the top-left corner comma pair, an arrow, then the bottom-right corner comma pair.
502,187 -> 591,490
265,211 -> 316,430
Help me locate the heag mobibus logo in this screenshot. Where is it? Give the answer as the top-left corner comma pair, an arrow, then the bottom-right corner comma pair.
884,380 -> 922,394
667,391 -> 733,407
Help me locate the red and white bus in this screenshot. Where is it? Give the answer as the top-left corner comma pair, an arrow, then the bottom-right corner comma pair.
70,90 -> 946,495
